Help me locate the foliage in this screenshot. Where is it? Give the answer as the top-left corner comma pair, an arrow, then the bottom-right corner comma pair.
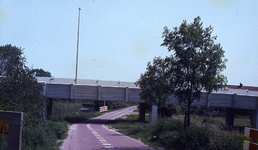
0,44 -> 64,149
158,104 -> 181,117
30,68 -> 52,77
53,101 -> 81,115
135,57 -> 172,116
160,16 -> 227,127
0,44 -> 46,117
136,16 -> 227,127
22,120 -> 68,150
64,112 -> 101,123
109,114 -> 246,150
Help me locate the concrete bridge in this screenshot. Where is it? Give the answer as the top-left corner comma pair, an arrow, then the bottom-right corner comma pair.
37,77 -> 258,128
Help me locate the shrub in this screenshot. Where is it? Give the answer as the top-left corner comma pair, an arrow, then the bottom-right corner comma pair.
53,102 -> 81,115
148,118 -> 183,143
146,117 -> 245,150
159,105 -> 181,117
22,120 -> 68,150
209,129 -> 246,150
173,127 -> 211,150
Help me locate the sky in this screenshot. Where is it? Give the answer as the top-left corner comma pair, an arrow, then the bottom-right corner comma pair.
0,0 -> 257,86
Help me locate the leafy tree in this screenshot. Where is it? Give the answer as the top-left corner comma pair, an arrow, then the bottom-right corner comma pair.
135,56 -> 172,117
0,44 -> 46,115
30,68 -> 52,77
161,16 -> 227,127
0,44 -> 49,147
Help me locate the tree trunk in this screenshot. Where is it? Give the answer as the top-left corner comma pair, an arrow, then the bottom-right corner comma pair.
187,98 -> 191,128
184,98 -> 191,128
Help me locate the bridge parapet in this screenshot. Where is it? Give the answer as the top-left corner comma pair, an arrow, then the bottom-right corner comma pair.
45,83 -> 144,103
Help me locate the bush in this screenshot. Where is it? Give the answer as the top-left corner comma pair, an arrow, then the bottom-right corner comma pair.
159,105 -> 181,117
22,120 -> 68,150
53,102 -> 81,115
173,127 -> 211,150
148,118 -> 183,143
209,129 -> 246,150
146,118 -> 245,150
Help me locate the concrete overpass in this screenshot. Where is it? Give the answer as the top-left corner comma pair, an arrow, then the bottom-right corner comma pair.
37,77 -> 258,128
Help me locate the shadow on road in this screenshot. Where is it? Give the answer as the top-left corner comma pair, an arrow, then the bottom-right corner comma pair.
94,146 -> 157,150
78,118 -> 142,125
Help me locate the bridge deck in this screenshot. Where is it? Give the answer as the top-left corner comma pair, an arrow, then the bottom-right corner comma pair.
41,82 -> 258,110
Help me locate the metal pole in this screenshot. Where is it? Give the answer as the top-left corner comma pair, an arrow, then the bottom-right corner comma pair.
75,7 -> 81,84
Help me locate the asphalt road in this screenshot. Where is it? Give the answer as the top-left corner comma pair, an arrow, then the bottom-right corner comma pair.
60,106 -> 156,150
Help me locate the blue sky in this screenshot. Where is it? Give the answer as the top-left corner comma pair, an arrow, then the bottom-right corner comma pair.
0,0 -> 257,86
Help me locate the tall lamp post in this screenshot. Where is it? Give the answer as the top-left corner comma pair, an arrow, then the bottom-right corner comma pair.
75,7 -> 81,84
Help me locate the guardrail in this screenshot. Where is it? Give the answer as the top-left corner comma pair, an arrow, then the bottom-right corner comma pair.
244,127 -> 258,150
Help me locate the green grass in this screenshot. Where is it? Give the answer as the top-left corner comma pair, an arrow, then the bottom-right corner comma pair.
190,115 -> 250,127
108,114 -> 249,150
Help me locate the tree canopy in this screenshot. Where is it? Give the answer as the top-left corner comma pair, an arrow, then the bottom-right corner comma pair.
136,16 -> 227,127
0,44 -> 46,115
163,16 -> 227,127
30,68 -> 52,77
135,56 -> 172,116
0,44 -> 48,147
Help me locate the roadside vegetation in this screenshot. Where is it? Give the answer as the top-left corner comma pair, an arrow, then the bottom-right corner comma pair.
108,105 -> 249,150
0,44 -> 130,149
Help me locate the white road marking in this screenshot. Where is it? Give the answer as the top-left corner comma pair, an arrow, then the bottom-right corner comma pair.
105,146 -> 114,149
99,140 -> 106,142
87,124 -> 113,149
84,107 -> 137,149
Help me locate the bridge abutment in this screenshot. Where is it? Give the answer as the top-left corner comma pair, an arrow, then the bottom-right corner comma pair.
250,106 -> 258,129
225,108 -> 235,128
139,103 -> 157,122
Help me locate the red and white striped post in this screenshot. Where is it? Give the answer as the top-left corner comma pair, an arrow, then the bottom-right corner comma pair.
244,127 -> 258,150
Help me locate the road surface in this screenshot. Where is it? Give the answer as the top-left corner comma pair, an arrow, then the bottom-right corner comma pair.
60,106 -> 156,150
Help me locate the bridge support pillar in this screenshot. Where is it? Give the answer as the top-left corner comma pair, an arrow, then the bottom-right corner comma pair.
250,106 -> 258,129
47,98 -> 53,119
225,108 -> 235,129
139,103 -> 146,122
149,104 -> 157,122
